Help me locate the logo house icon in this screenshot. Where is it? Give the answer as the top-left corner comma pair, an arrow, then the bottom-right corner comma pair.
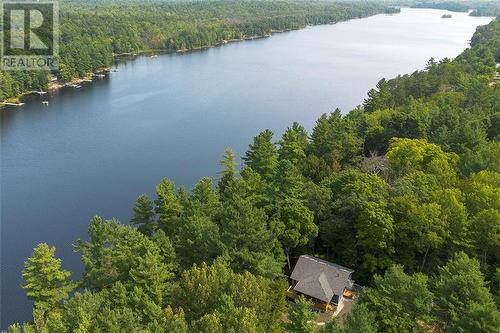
9,7 -> 49,50
1,1 -> 58,70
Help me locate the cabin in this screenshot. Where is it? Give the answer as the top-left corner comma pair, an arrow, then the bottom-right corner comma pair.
287,255 -> 355,314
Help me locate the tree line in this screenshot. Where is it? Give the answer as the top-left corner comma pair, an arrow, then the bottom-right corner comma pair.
410,0 -> 500,17
0,0 -> 397,102
3,11 -> 499,333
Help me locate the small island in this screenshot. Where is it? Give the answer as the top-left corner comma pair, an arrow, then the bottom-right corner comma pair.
441,14 -> 453,18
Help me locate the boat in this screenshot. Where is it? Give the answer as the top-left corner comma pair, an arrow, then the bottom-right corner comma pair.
42,101 -> 49,105
441,14 -> 452,18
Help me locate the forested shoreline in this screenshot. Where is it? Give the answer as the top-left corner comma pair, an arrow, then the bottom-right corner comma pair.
4,14 -> 499,333
408,0 -> 500,17
0,0 -> 398,103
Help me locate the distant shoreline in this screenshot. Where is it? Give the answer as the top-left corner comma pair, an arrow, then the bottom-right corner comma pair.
1,11 -> 409,109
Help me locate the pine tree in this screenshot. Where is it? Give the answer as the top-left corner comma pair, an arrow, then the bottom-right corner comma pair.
432,252 -> 498,332
161,307 -> 189,333
192,177 -> 220,218
284,296 -> 318,333
129,249 -> 174,305
363,78 -> 394,112
219,195 -> 284,277
343,304 -> 378,333
21,243 -> 74,311
243,129 -> 278,180
218,148 -> 238,200
361,265 -> 433,333
278,122 -> 308,164
274,160 -> 305,200
175,205 -> 222,269
155,178 -> 183,235
131,194 -> 156,235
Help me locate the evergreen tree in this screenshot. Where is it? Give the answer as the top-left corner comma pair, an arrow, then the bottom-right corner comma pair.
273,160 -> 305,200
343,304 -> 378,333
161,307 -> 189,333
284,296 -> 318,333
192,177 -> 220,218
319,169 -> 391,277
131,194 -> 156,235
129,249 -> 174,305
173,258 -> 286,332
3,323 -> 36,333
21,244 -> 74,311
432,252 -> 498,332
75,217 -> 176,291
193,307 -> 260,333
361,265 -> 433,333
243,129 -> 278,180
363,78 -> 394,112
175,204 -> 222,269
309,110 -> 363,169
321,320 -> 342,333
455,301 -> 500,333
278,122 -> 309,164
219,195 -> 284,277
218,148 -> 238,199
155,178 -> 183,235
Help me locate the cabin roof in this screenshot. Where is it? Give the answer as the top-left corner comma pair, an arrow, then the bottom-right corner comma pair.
290,255 -> 354,303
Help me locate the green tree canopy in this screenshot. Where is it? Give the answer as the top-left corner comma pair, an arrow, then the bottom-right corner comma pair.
21,243 -> 74,312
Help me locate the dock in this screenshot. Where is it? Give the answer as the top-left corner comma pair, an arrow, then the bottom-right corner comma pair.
0,102 -> 25,106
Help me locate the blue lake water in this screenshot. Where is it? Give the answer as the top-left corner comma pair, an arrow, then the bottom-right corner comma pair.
0,8 -> 493,327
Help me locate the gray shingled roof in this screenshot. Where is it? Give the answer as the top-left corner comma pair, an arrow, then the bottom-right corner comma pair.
290,255 -> 354,303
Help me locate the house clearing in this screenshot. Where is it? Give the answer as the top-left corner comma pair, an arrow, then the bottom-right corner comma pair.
287,255 -> 359,321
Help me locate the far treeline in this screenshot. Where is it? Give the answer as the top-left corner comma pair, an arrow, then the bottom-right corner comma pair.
4,17 -> 499,333
0,0 -> 398,102
409,0 -> 500,17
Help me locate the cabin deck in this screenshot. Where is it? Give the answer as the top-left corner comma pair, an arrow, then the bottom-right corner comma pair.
286,288 -> 335,312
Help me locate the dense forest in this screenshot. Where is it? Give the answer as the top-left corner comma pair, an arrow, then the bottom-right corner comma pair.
3,13 -> 499,333
411,1 -> 470,12
410,0 -> 500,17
470,1 -> 500,17
0,0 -> 398,102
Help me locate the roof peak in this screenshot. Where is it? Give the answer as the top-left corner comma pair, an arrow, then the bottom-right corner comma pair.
291,255 -> 355,303
299,255 -> 355,274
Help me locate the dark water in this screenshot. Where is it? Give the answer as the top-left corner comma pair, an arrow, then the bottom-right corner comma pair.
0,8 -> 492,327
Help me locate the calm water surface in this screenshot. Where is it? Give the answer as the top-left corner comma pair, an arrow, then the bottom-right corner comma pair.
0,8 -> 493,327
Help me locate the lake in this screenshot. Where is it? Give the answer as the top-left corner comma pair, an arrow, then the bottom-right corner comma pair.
0,8 -> 493,328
